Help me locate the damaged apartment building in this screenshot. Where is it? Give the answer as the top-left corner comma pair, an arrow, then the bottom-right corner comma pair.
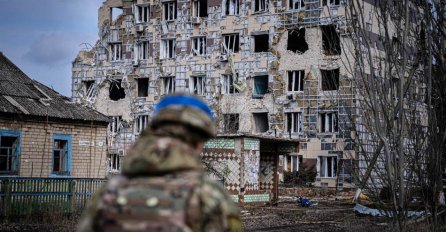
72,0 -> 361,202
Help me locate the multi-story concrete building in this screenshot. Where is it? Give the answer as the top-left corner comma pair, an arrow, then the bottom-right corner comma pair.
72,0 -> 363,200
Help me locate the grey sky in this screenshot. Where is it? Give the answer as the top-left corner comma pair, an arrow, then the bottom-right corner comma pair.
0,0 -> 103,96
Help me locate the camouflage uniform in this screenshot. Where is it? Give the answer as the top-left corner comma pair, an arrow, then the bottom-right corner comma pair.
77,95 -> 242,232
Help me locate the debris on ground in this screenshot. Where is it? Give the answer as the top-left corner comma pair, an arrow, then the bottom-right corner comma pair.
296,196 -> 318,207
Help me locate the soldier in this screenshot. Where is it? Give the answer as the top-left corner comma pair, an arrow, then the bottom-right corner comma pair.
77,94 -> 242,232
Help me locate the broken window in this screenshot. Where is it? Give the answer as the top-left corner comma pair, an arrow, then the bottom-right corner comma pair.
192,0 -> 208,17
160,39 -> 176,59
320,112 -> 338,133
322,0 -> 340,6
82,80 -> 95,95
109,43 -> 122,61
109,79 -> 126,101
190,76 -> 206,95
287,28 -> 308,53
221,74 -> 239,94
321,68 -> 339,91
52,135 -> 71,176
318,156 -> 337,178
289,0 -> 305,10
253,34 -> 269,52
284,155 -> 302,172
162,76 -> 176,94
135,115 -> 149,134
286,112 -> 303,133
192,37 -> 206,56
111,7 -> 123,22
163,1 -> 177,21
135,4 -> 150,23
224,0 -> 239,15
0,132 -> 20,175
137,41 -> 150,60
107,153 -> 121,173
253,113 -> 268,133
222,34 -> 240,53
137,78 -> 149,97
254,0 -> 268,12
253,75 -> 268,97
109,116 -> 122,134
321,25 -> 341,55
223,114 -> 239,133
288,70 -> 304,92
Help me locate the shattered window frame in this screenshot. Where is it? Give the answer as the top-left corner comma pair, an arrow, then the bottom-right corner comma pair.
135,4 -> 150,23
51,134 -> 72,177
160,39 -> 176,59
162,76 -> 176,94
321,24 -> 341,55
252,112 -> 269,133
190,75 -> 206,95
137,78 -> 149,97
322,0 -> 341,7
253,0 -> 269,13
163,1 -> 177,21
191,36 -> 207,56
287,70 -> 304,92
135,115 -> 149,134
253,34 -> 269,53
284,155 -> 301,172
222,33 -> 240,54
224,0 -> 240,15
137,41 -> 150,60
289,0 -> 305,10
0,130 -> 20,175
318,155 -> 338,178
221,74 -> 239,94
109,43 -> 122,61
253,75 -> 269,97
109,116 -> 122,135
286,112 -> 303,133
320,68 -> 340,91
223,114 -> 240,134
192,0 -> 208,18
107,153 -> 121,173
319,112 -> 338,133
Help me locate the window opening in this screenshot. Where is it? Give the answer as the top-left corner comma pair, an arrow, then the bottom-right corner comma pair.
321,25 -> 341,55
284,155 -> 301,172
135,115 -> 149,134
162,76 -> 176,94
254,0 -> 268,12
135,5 -> 150,23
108,153 -> 121,173
221,74 -> 239,94
225,0 -> 239,15
0,135 -> 19,174
163,1 -> 177,21
223,114 -> 239,133
52,137 -> 70,176
319,156 -> 337,178
137,78 -> 149,97
82,80 -> 95,95
109,79 -> 126,101
321,68 -> 339,91
253,75 -> 268,97
138,41 -> 150,60
190,76 -> 206,95
160,39 -> 176,59
287,28 -> 308,53
192,0 -> 208,17
322,0 -> 340,6
111,7 -> 123,22
109,116 -> 122,134
253,113 -> 268,133
222,34 -> 240,53
320,112 -> 338,133
192,37 -> 206,56
289,0 -> 305,10
254,34 -> 269,52
286,112 -> 303,133
287,70 -> 304,92
110,43 -> 122,61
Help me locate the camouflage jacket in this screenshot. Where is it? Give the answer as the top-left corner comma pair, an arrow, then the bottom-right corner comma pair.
77,131 -> 242,232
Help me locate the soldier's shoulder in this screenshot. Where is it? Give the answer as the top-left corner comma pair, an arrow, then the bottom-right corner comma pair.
199,176 -> 239,214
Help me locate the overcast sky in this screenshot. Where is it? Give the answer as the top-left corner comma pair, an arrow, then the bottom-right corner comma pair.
0,0 -> 103,96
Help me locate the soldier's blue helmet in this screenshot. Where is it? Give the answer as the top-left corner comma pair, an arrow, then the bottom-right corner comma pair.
151,94 -> 216,138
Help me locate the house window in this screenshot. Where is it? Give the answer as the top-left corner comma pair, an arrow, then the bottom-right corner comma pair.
289,0 -> 305,10
253,75 -> 268,97
135,115 -> 149,134
192,0 -> 208,17
192,37 -> 206,56
222,34 -> 240,53
107,153 -> 121,173
109,79 -> 126,101
52,134 -> 72,176
321,68 -> 339,91
284,155 -> 302,172
318,156 -> 337,178
224,0 -> 239,15
162,76 -> 176,94
253,113 -> 268,133
163,1 -> 177,21
221,74 -> 239,94
254,0 -> 268,12
288,70 -> 304,92
110,43 -> 122,61
137,41 -> 150,60
135,4 -> 150,23
321,25 -> 341,55
109,116 -> 122,134
287,28 -> 308,53
223,114 -> 239,133
322,0 -> 340,6
319,112 -> 338,133
190,76 -> 206,95
253,34 -> 269,52
137,78 -> 149,97
0,130 -> 20,175
160,39 -> 176,59
286,112 -> 303,133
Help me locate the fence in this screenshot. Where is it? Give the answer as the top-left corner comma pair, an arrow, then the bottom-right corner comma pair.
0,177 -> 106,217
